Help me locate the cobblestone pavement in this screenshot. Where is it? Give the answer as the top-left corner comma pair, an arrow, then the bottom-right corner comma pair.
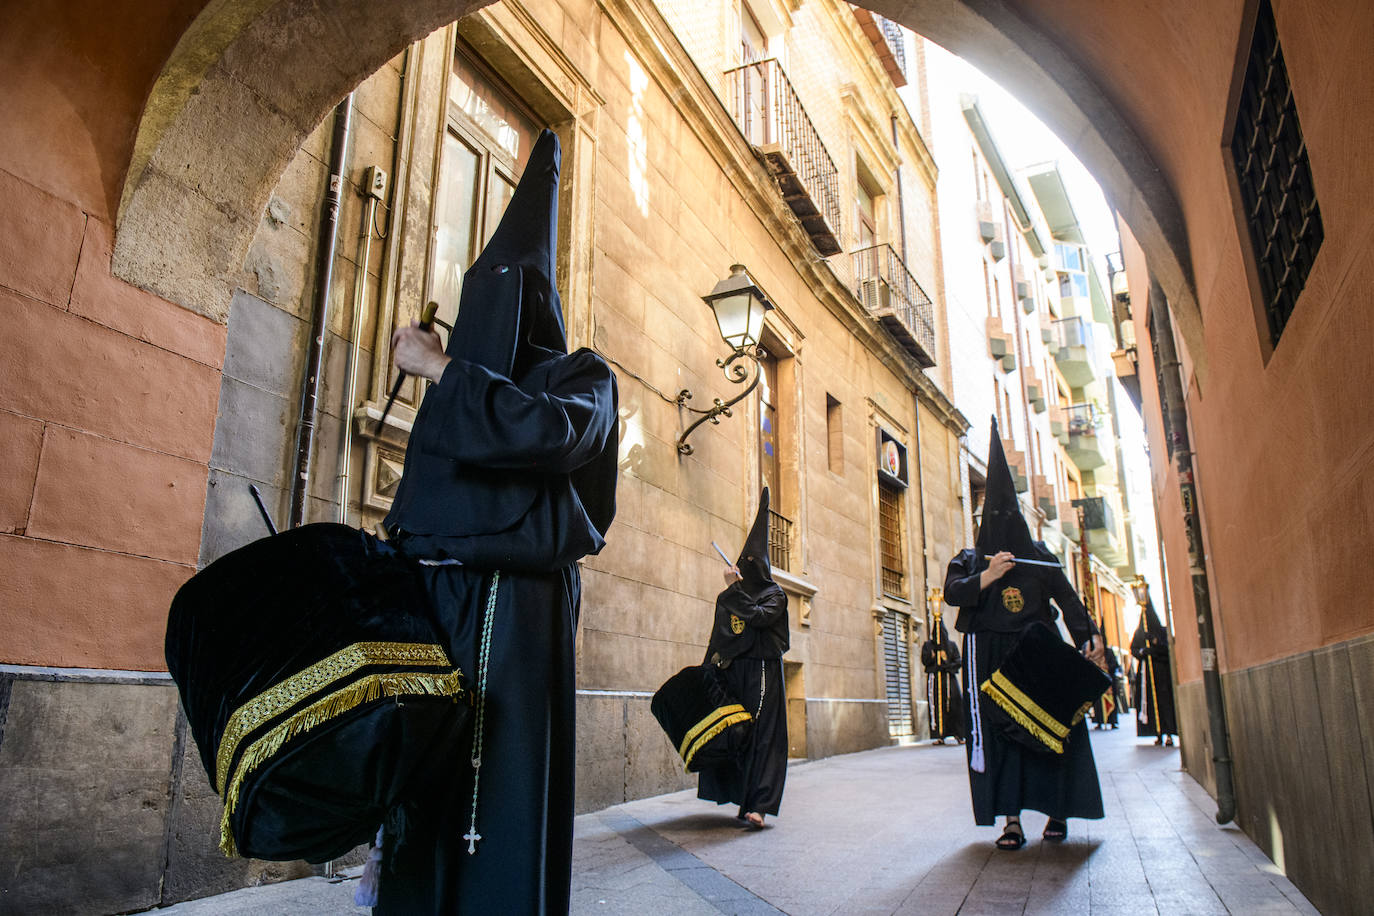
153,727 -> 1318,915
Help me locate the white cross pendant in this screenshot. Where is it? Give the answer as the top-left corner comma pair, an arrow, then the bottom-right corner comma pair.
464,830 -> 481,854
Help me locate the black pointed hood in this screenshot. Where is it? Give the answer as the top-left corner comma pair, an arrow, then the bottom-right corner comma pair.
975,417 -> 1038,561
736,487 -> 774,594
1139,595 -> 1167,640
448,128 -> 566,379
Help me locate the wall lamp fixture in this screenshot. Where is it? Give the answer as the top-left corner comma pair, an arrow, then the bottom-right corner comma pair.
676,264 -> 773,455
1130,574 -> 1149,607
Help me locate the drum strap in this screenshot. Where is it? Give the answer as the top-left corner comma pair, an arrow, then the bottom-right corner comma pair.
464,571 -> 501,855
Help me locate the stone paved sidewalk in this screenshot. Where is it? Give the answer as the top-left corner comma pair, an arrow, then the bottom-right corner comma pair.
153,727 -> 1318,915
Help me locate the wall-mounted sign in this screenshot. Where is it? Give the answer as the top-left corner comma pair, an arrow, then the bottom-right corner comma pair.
877,429 -> 908,488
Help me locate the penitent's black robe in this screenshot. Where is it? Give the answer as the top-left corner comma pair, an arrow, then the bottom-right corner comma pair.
374,128 -> 619,915
944,548 -> 1104,825
697,578 -> 790,817
920,622 -> 965,741
1088,647 -> 1122,727
1132,611 -> 1178,738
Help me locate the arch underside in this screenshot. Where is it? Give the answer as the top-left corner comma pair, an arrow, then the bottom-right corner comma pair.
113,0 -> 1205,375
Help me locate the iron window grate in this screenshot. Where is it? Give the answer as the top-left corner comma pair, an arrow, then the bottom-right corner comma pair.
1229,0 -> 1322,346
878,484 -> 905,598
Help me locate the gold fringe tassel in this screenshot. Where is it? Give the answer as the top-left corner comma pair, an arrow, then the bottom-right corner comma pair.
676,704 -> 748,760
987,671 -> 1070,738
215,641 -> 453,792
218,668 -> 467,857
681,711 -> 754,771
980,680 -> 1065,755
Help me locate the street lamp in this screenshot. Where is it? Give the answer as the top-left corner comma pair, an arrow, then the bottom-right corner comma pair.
1130,574 -> 1149,606
676,265 -> 773,455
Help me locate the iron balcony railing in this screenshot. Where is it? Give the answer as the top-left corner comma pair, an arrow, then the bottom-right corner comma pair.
1054,315 -> 1096,352
1065,402 -> 1101,436
852,243 -> 937,368
725,58 -> 843,255
1071,495 -> 1116,534
768,508 -> 793,571
874,14 -> 906,77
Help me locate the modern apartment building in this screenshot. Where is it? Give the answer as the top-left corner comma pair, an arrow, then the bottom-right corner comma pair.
925,49 -> 1139,655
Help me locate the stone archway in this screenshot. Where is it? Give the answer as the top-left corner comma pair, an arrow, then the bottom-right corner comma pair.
113,0 -> 495,323
113,0 -> 1205,372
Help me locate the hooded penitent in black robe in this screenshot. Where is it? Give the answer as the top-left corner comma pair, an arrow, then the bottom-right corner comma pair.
920,617 -> 965,741
374,129 -> 618,915
944,419 -> 1103,827
698,488 -> 790,818
1131,597 -> 1178,739
1089,647 -> 1122,728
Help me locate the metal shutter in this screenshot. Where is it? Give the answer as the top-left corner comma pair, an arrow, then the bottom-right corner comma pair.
883,609 -> 914,737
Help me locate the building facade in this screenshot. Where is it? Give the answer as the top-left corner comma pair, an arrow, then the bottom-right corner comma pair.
924,54 -> 1139,655
0,0 -> 970,909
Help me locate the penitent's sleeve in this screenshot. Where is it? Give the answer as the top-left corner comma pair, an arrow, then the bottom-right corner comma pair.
743,584 -> 788,630
942,550 -> 983,608
1049,568 -> 1101,647
410,347 -> 617,474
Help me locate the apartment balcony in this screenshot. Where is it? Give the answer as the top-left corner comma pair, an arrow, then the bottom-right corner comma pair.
1013,263 -> 1035,312
989,221 -> 1006,260
976,199 -> 996,242
852,8 -> 907,87
986,317 -> 1016,372
1042,313 -> 1059,353
1049,404 -> 1069,444
1025,367 -> 1046,413
1034,474 -> 1056,519
1053,315 -> 1098,387
1072,494 -> 1127,567
1001,438 -> 1029,493
1065,403 -> 1109,471
1060,501 -> 1081,540
854,244 -> 937,368
726,59 -> 842,256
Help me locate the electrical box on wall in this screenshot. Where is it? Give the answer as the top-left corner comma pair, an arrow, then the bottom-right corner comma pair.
362,165 -> 387,200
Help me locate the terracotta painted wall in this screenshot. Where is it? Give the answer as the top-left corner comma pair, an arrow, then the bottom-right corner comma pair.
1020,0 -> 1374,672
0,0 -> 225,669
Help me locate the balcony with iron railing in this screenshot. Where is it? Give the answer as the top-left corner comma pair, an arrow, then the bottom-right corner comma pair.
853,244 -> 936,368
725,59 -> 842,256
1053,315 -> 1098,387
768,508 -> 793,572
851,8 -> 907,87
1071,493 -> 1127,566
1064,402 -> 1108,470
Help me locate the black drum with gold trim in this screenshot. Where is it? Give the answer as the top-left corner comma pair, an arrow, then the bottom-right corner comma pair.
978,621 -> 1110,755
651,664 -> 753,772
166,523 -> 471,862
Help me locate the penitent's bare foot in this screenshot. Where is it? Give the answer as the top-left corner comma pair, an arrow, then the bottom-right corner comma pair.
744,812 -> 765,828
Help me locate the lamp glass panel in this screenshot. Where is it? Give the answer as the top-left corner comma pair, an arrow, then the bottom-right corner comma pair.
713,292 -> 754,348
745,296 -> 766,347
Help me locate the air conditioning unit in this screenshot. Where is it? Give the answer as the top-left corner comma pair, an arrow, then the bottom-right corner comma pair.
861,276 -> 891,312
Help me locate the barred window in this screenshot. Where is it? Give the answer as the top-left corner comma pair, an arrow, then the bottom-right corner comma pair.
878,483 -> 906,598
1229,0 -> 1322,347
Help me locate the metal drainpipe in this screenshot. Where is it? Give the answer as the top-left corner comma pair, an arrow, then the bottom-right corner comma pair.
289,95 -> 354,529
1148,281 -> 1236,824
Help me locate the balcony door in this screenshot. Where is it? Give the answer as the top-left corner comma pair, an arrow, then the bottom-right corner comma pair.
430,49 -> 539,330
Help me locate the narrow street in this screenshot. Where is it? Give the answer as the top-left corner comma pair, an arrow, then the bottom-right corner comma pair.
155,728 -> 1316,915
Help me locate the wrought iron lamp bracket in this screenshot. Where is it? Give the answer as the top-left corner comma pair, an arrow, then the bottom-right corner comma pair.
675,345 -> 765,455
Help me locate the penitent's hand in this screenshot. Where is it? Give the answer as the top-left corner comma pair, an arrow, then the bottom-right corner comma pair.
722,565 -> 743,587
391,320 -> 450,382
979,551 -> 1016,589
